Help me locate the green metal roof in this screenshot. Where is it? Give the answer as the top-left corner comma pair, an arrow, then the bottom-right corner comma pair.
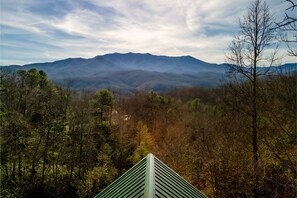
95,153 -> 207,198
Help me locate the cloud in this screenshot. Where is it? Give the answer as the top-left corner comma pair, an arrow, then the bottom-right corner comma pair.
50,9 -> 105,38
0,0 -> 294,65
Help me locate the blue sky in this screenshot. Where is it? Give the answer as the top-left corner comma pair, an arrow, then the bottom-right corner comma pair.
0,0 -> 294,65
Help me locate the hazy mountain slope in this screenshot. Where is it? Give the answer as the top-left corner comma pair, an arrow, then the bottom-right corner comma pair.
100,52 -> 225,73
54,70 -> 225,93
11,57 -> 122,79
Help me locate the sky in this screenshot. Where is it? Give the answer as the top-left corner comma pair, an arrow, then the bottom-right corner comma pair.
0,0 -> 295,65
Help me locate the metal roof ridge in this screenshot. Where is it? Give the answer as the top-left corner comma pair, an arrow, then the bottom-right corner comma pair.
144,153 -> 155,197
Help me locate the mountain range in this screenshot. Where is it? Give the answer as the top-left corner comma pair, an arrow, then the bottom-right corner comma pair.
2,53 -> 296,93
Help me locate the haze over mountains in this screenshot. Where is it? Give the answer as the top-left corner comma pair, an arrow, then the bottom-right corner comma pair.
3,53 -> 296,93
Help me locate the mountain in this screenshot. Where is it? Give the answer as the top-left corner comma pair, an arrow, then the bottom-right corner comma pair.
98,53 -> 225,73
54,70 -> 225,93
2,53 -> 296,93
6,53 -> 226,77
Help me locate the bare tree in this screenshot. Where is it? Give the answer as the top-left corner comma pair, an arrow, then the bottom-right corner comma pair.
276,0 -> 297,56
226,0 -> 277,197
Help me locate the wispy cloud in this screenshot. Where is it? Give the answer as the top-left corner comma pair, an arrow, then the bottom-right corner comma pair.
0,0 -> 294,65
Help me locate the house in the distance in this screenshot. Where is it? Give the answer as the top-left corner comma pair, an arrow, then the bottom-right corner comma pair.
94,153 -> 207,198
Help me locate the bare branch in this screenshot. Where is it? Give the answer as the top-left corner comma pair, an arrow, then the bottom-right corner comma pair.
284,0 -> 297,11
276,0 -> 297,56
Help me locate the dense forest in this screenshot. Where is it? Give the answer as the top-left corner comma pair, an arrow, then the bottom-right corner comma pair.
0,68 -> 296,197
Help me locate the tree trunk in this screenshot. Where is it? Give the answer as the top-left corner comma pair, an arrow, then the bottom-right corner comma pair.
252,100 -> 259,197
12,159 -> 16,181
17,143 -> 22,182
41,127 -> 51,186
29,133 -> 43,185
252,45 -> 259,197
78,127 -> 83,179
17,129 -> 22,183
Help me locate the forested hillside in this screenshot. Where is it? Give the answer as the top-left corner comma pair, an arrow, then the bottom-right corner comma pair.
1,69 -> 296,197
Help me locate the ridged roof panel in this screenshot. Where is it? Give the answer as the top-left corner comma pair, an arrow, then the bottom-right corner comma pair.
95,153 -> 207,198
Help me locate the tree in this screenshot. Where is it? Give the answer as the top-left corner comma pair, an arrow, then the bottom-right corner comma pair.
226,0 -> 277,197
276,0 -> 297,56
92,89 -> 114,145
92,89 -> 114,123
128,121 -> 154,164
78,143 -> 117,198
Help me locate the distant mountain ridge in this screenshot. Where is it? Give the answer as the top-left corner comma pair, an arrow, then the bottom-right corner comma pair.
3,53 -> 296,93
